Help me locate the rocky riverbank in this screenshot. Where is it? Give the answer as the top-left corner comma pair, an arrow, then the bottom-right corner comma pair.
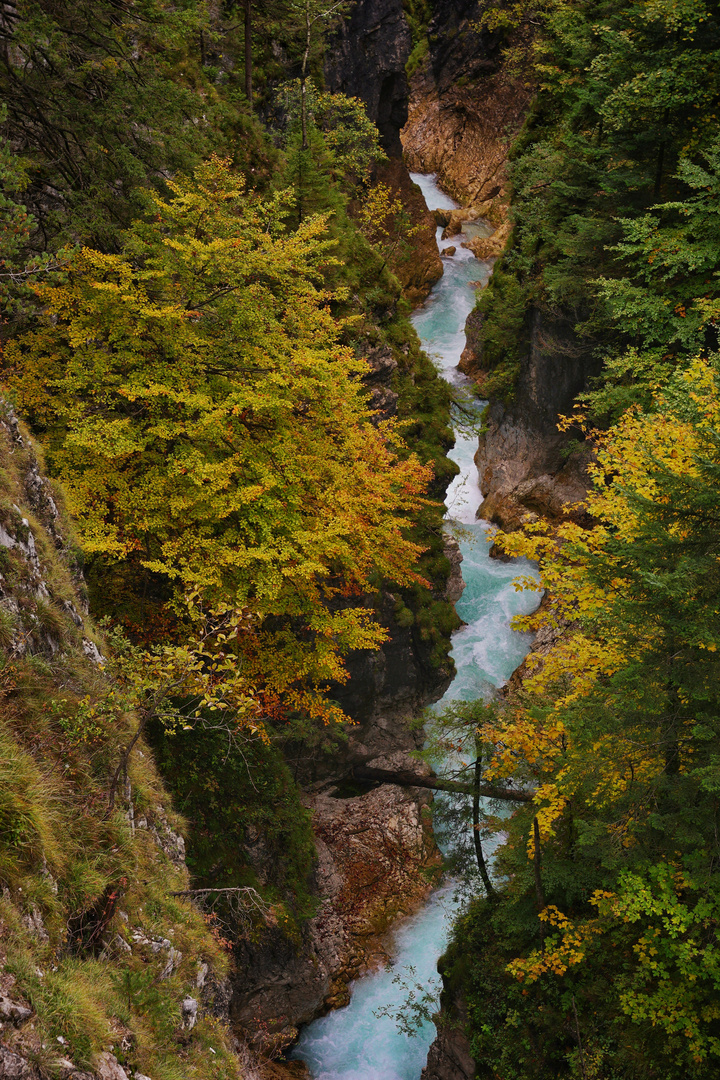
474,401 -> 593,532
461,301 -> 596,529
231,757 -> 442,1059
401,0 -> 532,220
374,157 -> 444,305
396,0 -> 600,532
421,984 -> 475,1080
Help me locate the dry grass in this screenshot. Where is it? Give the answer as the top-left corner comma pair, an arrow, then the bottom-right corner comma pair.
0,414 -> 243,1080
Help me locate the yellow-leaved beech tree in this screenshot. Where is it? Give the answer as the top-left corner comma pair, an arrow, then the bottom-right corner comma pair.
5,156 -> 432,728
491,359 -> 720,844
454,358 -> 720,1074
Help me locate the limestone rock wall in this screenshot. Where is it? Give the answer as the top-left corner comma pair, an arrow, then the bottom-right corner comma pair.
231,766 -> 440,1057
463,305 -> 600,528
325,4 -> 443,302
401,0 -> 532,218
373,157 -> 444,304
324,0 -> 412,156
475,401 -> 593,532
421,958 -> 476,1080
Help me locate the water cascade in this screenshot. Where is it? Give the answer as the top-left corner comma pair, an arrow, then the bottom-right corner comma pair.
291,174 -> 539,1080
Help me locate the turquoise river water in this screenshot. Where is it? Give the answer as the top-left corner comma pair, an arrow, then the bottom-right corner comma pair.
291,174 -> 538,1080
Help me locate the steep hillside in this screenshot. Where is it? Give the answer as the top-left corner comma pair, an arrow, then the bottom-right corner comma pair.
0,405 -> 244,1080
462,0 -> 720,529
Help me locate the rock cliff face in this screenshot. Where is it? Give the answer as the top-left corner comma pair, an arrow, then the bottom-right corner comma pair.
373,157 -> 444,304
463,306 -> 599,529
231,766 -> 440,1056
421,1006 -> 475,1080
324,0 -> 411,156
333,590 -> 450,744
421,951 -> 476,1080
401,1 -> 532,217
326,3 -> 443,302
474,402 -> 593,531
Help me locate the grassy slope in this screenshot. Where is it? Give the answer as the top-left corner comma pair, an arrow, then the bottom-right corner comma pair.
0,404 -> 243,1080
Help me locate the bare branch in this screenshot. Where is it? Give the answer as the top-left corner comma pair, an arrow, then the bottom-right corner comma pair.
171,885 -> 273,937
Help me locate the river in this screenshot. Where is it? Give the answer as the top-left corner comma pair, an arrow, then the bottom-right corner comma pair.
290,173 -> 538,1080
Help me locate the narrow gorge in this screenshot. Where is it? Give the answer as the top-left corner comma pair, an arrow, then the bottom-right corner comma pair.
286,172 -> 539,1080
222,10 -> 555,1072
2,0 -> 543,1071
3,1 -> 719,1078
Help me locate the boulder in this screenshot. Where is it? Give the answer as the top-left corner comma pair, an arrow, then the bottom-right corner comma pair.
0,1046 -> 31,1079
0,996 -> 32,1024
462,220 -> 511,260
443,535 -> 465,603
181,998 -> 198,1031
95,1054 -> 129,1080
441,208 -> 478,240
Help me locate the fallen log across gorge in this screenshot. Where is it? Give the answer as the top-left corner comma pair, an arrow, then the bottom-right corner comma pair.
350,765 -> 533,802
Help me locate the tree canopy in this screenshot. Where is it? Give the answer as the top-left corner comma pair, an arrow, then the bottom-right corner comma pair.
446,353 -> 720,1077
472,0 -> 720,404
5,156 -> 432,723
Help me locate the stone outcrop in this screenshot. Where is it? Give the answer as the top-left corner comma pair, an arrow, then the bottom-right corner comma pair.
443,535 -> 465,605
325,3 -> 443,302
401,0 -> 532,219
277,589 -> 453,791
421,1009 -> 475,1080
458,305 -> 484,380
438,207 -> 487,241
421,952 -> 476,1080
361,340 -> 400,420
373,157 -> 443,304
339,589 -> 451,725
461,303 -> 599,528
324,0 -> 412,156
278,578 -> 455,787
462,219 -> 512,260
231,764 -> 440,1056
475,400 -> 593,531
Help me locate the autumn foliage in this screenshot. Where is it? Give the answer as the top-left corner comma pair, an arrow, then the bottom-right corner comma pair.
453,357 -> 720,1075
5,157 -> 432,723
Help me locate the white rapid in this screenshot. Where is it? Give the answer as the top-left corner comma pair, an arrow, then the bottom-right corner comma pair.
291,173 -> 538,1080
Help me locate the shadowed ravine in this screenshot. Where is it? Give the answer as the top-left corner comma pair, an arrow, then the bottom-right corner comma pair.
290,174 -> 539,1080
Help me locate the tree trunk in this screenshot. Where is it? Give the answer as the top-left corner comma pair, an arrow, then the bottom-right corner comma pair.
473,745 -> 498,899
108,712 -> 148,811
301,2 -> 310,151
664,639 -> 681,775
351,764 -> 533,802
654,107 -> 670,199
244,0 -> 252,105
533,816 -> 546,911
571,994 -> 589,1080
